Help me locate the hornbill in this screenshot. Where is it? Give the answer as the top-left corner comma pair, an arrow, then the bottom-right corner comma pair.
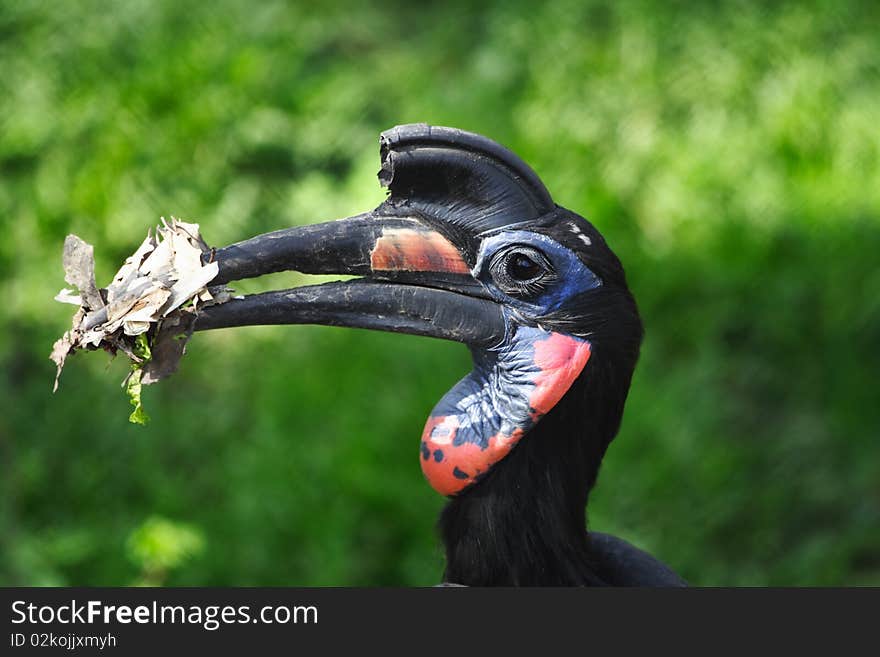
195,124 -> 685,586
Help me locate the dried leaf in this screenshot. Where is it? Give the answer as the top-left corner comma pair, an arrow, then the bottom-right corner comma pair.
162,261 -> 219,316
50,333 -> 73,393
50,307 -> 86,392
54,289 -> 83,305
107,234 -> 157,300
141,311 -> 197,385
62,235 -> 105,309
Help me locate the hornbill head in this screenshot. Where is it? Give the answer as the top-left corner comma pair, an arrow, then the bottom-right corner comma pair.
197,124 -> 643,500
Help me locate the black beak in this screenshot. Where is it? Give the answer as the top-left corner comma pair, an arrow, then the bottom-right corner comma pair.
194,212 -> 506,348
194,123 -> 558,349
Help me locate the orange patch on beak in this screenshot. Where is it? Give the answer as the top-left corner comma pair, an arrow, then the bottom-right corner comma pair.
370,228 -> 470,274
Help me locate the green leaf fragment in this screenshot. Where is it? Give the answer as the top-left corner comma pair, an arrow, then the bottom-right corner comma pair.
134,333 -> 152,361
126,369 -> 149,425
127,333 -> 153,425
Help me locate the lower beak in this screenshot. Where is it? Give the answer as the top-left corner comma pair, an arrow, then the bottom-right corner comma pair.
194,213 -> 506,349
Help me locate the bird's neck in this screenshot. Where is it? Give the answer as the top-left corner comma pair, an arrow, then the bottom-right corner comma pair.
438,365 -> 625,586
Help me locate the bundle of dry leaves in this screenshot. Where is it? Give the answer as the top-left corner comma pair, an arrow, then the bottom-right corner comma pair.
50,218 -> 230,423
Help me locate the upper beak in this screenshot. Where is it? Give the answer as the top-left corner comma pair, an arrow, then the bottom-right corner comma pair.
194,211 -> 506,349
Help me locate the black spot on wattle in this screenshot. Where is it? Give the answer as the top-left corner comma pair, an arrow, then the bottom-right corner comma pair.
433,449 -> 444,462
453,467 -> 469,480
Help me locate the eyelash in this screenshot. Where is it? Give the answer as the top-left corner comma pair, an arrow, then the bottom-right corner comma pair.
489,248 -> 557,297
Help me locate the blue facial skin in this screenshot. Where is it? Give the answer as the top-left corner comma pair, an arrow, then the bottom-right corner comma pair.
472,230 -> 602,321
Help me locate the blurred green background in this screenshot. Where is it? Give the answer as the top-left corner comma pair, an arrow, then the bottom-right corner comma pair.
2,0 -> 879,586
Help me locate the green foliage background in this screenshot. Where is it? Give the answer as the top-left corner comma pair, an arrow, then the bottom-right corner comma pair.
2,0 -> 878,586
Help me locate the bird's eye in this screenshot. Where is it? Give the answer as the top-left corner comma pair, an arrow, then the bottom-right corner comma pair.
489,246 -> 555,297
507,253 -> 542,281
